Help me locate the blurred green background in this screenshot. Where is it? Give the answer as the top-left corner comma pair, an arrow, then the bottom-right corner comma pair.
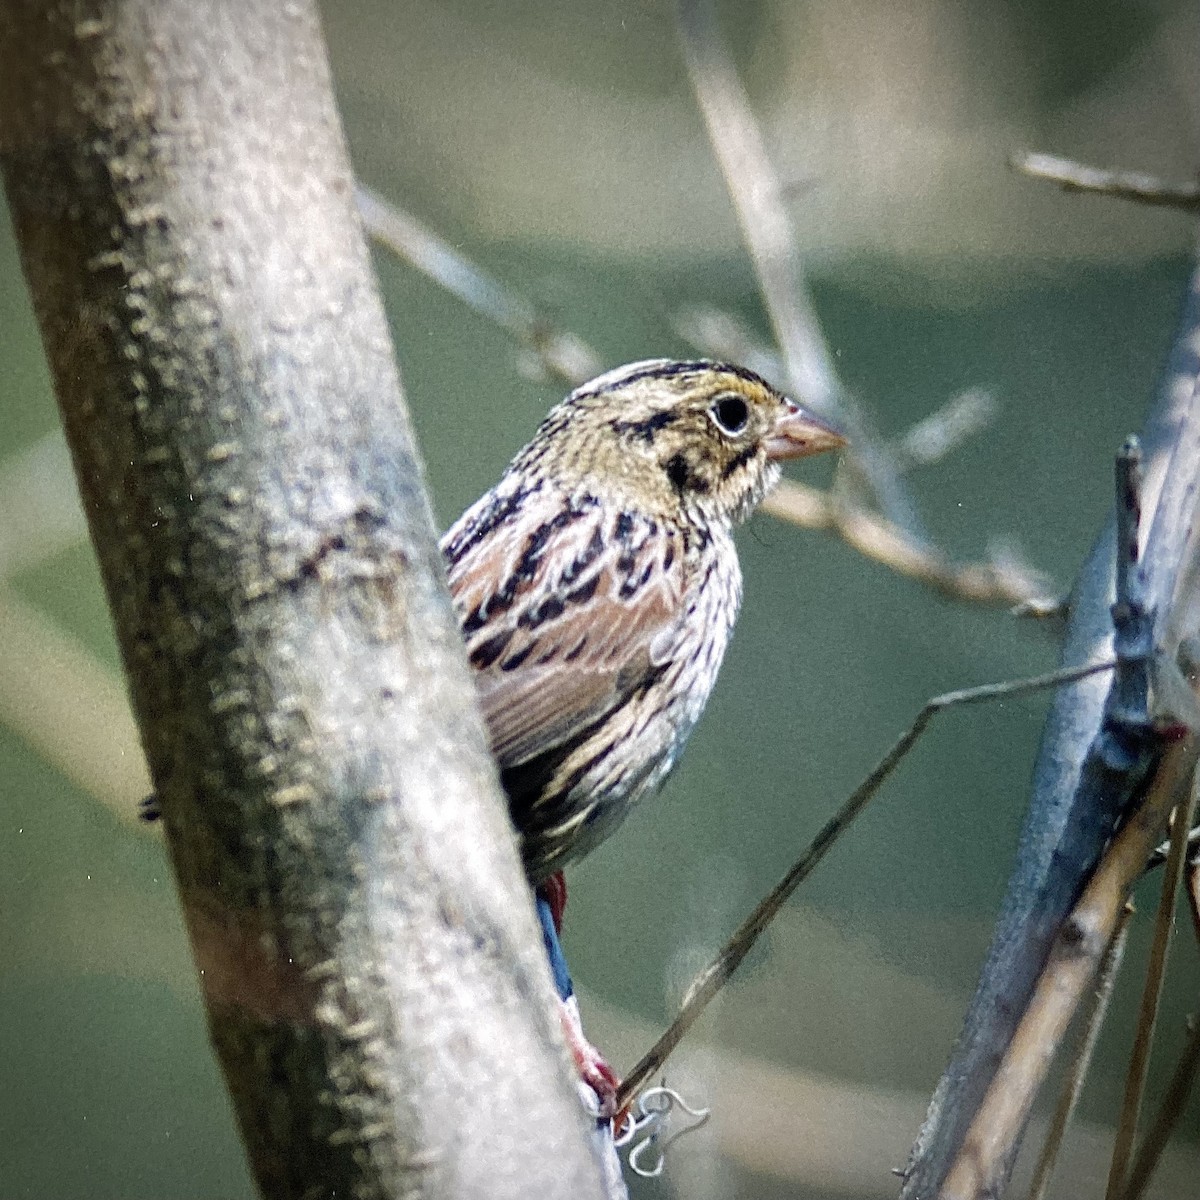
3,1 -> 1200,1197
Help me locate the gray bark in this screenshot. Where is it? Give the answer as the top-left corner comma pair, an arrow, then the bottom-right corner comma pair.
0,3 -> 607,1197
901,261 -> 1200,1198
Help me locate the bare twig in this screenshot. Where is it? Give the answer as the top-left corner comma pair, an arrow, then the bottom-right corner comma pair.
893,389 -> 998,471
614,657 -> 1121,1112
356,183 -> 601,388
676,0 -> 928,541
676,305 -> 1002,474
904,262 -> 1200,1194
939,737 -> 1197,1200
1025,906 -> 1132,1200
672,304 -> 785,384
1106,774 -> 1200,1200
1189,862 -> 1200,947
1120,1015 -> 1200,1200
354,180 -> 1057,612
761,481 -> 1056,611
934,437 -> 1173,1200
1013,152 -> 1200,215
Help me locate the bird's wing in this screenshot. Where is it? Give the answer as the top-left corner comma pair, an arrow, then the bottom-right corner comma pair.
442,486 -> 685,770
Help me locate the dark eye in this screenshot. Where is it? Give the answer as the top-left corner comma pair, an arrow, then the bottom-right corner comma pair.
711,394 -> 749,435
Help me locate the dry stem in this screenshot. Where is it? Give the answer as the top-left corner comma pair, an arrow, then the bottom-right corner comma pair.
1024,905 -> 1132,1200
939,737 -> 1197,1200
1106,777 -> 1200,1200
1013,152 -> 1200,214
761,481 -> 1055,610
615,658 -> 1120,1111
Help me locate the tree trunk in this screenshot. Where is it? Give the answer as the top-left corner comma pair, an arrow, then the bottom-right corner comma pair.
0,3 -> 606,1197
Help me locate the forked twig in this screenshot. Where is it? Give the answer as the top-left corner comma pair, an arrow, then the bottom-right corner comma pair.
762,482 -> 1056,611
905,404 -> 1200,1197
938,437 -> 1182,1199
675,306 -> 1000,476
614,656 -> 1121,1111
938,737 -> 1197,1200
353,181 -> 1058,613
676,0 -> 926,541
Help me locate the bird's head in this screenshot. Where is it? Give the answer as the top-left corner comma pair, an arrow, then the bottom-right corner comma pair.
516,359 -> 847,526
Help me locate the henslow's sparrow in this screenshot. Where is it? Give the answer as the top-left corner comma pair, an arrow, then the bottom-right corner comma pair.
441,359 -> 845,1107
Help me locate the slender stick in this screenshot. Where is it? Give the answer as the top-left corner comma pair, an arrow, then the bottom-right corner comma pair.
356,184 -> 600,388
1025,906 -> 1132,1200
939,738 -> 1196,1200
1012,153 -> 1200,214
1106,772 -> 1200,1200
1120,1016 -> 1200,1200
614,657 -> 1121,1110
675,0 -> 927,541
762,482 -> 1056,611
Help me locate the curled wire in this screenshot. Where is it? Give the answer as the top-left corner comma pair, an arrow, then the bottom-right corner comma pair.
612,1084 -> 711,1178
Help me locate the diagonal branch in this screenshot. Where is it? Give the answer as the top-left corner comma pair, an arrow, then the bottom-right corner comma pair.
902,251 -> 1200,1200
1013,152 -> 1200,215
614,657 -> 1120,1111
0,4 -> 606,1198
676,0 -> 928,542
939,738 -> 1197,1200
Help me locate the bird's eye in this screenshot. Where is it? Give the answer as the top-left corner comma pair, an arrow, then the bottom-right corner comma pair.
711,394 -> 749,435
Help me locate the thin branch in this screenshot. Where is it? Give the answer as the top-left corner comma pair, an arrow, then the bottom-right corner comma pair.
614,657 -> 1121,1111
903,259 -> 1200,1198
356,182 -> 1058,614
932,436 -> 1170,1200
676,304 -> 1053,608
1120,1015 -> 1200,1200
675,304 -> 1003,474
675,0 -> 929,541
761,481 -> 1056,611
1107,774 -> 1200,1200
893,389 -> 998,471
1025,906 -> 1132,1200
356,183 -> 601,388
939,737 -> 1197,1200
672,303 -> 785,384
1013,152 -> 1200,215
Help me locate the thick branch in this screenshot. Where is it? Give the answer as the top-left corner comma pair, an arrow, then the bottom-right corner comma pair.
902,255 -> 1200,1200
0,4 -> 604,1198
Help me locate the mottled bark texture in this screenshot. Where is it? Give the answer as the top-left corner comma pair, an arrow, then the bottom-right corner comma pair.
0,4 -> 606,1198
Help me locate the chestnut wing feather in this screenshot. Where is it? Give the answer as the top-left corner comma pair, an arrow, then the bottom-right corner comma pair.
442,487 -> 683,772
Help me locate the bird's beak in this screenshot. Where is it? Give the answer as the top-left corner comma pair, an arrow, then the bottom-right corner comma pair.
764,400 -> 848,461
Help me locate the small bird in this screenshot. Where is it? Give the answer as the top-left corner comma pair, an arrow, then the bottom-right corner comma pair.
441,359 -> 845,1109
